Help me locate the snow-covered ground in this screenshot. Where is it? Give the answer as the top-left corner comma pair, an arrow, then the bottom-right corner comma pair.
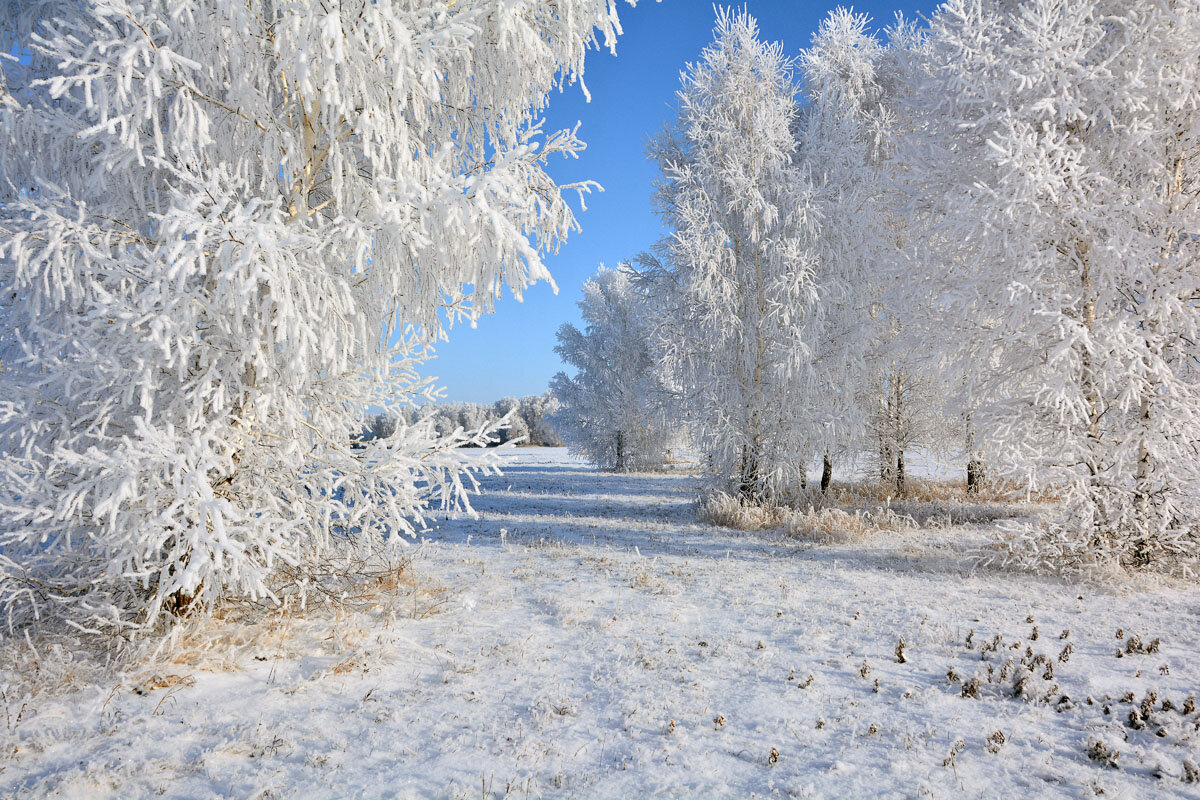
2,448 -> 1198,798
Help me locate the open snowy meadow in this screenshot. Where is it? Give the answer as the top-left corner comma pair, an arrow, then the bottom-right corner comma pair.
2,447 -> 1197,799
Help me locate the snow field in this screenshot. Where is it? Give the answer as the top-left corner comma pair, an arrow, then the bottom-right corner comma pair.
1,448 -> 1198,798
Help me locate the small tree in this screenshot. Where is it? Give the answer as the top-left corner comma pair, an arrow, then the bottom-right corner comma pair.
456,404 -> 490,440
491,398 -> 531,446
371,413 -> 398,441
863,358 -> 949,495
552,265 -> 678,471
519,393 -> 564,447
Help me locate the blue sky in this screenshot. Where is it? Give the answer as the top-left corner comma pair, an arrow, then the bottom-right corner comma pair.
430,0 -> 940,403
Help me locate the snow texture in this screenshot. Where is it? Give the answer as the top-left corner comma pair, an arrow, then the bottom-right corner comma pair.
2,448 -> 1198,798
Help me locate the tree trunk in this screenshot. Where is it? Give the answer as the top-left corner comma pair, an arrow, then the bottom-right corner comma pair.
892,372 -> 905,496
737,443 -> 763,504
1132,396 -> 1154,565
965,414 -> 984,494
967,457 -> 985,495
880,374 -> 897,486
1128,133 -> 1186,564
739,446 -> 761,504
615,430 -> 626,472
821,451 -> 833,495
1076,237 -> 1111,546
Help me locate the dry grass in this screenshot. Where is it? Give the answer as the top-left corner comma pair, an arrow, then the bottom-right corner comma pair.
130,672 -> 196,694
977,517 -> 1200,589
0,546 -> 455,712
701,475 -> 1046,541
782,505 -> 914,544
150,551 -> 453,673
699,490 -> 913,542
785,476 -> 1053,508
0,627 -> 118,753
698,491 -> 789,530
0,633 -> 106,708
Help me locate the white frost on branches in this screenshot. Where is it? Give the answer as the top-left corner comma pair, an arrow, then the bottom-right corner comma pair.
0,0 -> 634,632
898,0 -> 1200,574
551,265 -> 678,471
792,8 -> 921,488
650,9 -> 819,502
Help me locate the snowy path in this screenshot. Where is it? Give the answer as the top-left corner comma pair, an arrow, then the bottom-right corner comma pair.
3,448 -> 1199,798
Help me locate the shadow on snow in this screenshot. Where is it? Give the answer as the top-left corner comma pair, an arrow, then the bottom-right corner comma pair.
419,459 -> 1037,585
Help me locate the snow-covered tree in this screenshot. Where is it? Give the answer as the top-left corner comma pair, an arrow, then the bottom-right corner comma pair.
862,354 -> 951,495
456,404 -> 490,443
408,396 -> 561,448
552,265 -> 678,471
900,0 -> 1200,574
491,398 -> 530,446
518,393 -> 564,447
369,413 -> 398,442
0,0 -> 634,632
650,8 -> 819,502
792,8 -> 907,490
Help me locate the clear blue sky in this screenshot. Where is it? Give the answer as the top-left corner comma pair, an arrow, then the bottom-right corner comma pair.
429,0 -> 940,404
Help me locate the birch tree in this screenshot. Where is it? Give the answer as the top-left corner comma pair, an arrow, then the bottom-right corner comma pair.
794,8 -> 910,492
650,8 -> 818,503
551,265 -> 677,471
0,0 -> 635,632
901,0 -> 1200,574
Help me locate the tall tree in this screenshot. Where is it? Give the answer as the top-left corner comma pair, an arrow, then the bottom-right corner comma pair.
0,0 -> 635,632
650,8 -> 818,503
794,7 -> 910,489
899,0 -> 1200,573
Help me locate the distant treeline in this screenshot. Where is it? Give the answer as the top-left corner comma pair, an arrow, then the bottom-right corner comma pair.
365,393 -> 563,447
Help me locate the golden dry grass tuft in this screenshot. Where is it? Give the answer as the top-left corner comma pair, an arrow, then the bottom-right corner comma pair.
698,491 -> 789,530
785,476 -> 1051,508
782,505 -> 914,544
150,552 -> 454,674
0,548 -> 456,713
699,490 -> 915,541
701,475 -> 1047,541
